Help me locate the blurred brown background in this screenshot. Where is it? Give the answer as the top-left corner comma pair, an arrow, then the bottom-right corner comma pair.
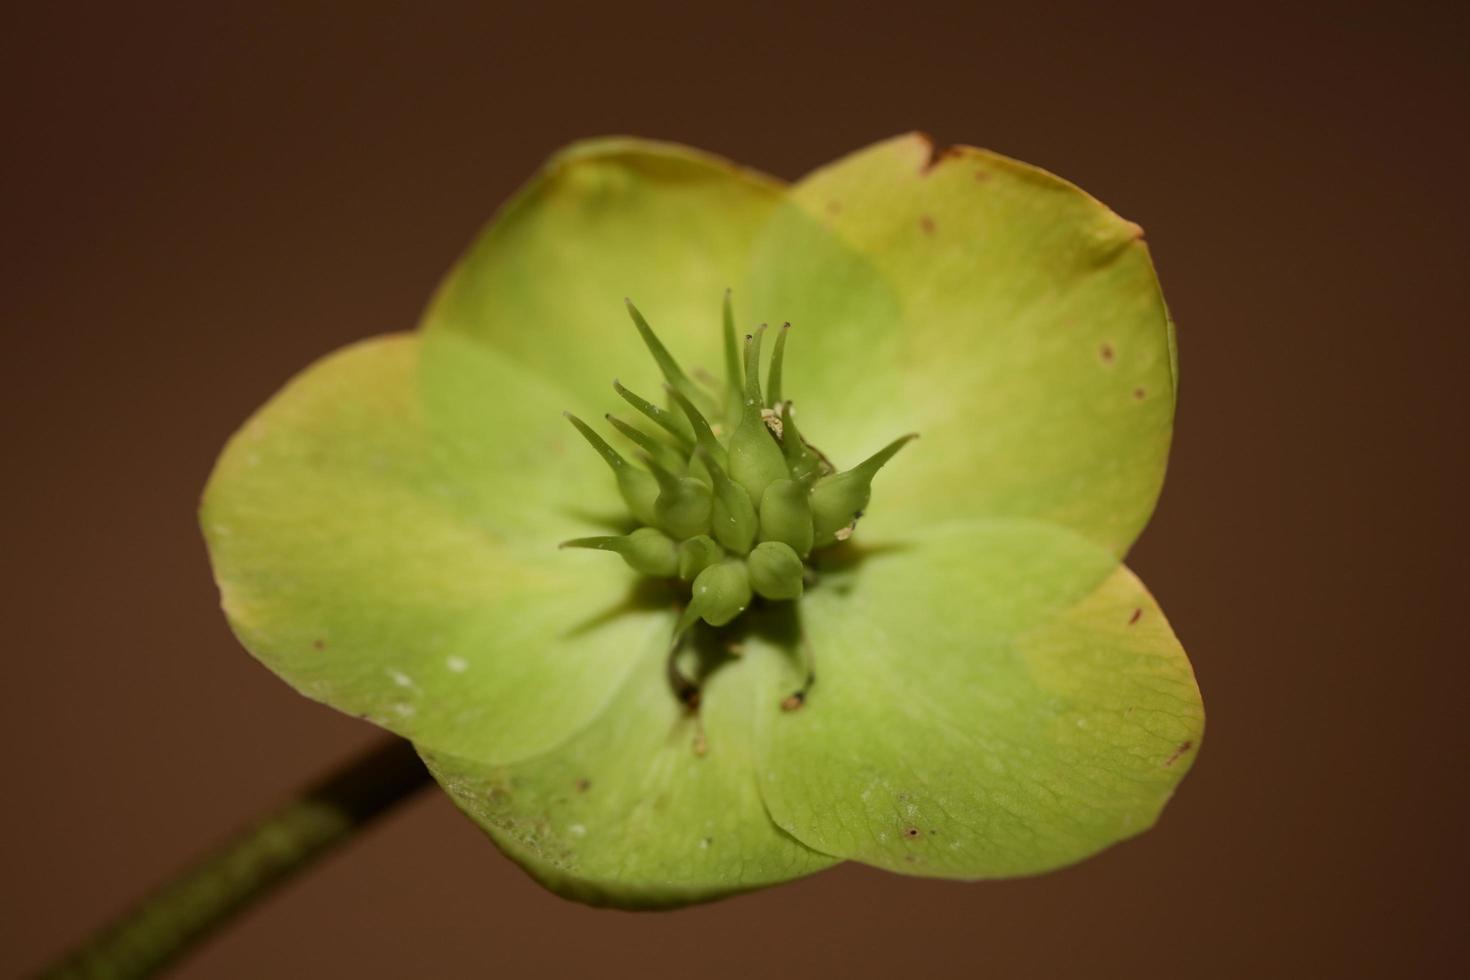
4,2 -> 1465,977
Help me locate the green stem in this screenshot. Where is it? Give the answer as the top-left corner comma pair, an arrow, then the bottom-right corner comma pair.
38,736 -> 432,980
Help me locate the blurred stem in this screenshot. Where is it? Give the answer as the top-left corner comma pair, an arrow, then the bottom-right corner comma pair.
38,736 -> 432,980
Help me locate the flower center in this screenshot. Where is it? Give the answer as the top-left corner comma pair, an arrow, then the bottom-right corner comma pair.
560,294 -> 915,701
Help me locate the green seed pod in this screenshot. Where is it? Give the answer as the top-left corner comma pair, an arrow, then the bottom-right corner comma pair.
676,558 -> 752,633
677,534 -> 724,581
809,434 -> 919,547
564,412 -> 659,526
727,328 -> 789,502
757,478 -> 814,557
746,540 -> 805,601
648,459 -> 713,541
560,528 -> 678,578
698,447 -> 757,554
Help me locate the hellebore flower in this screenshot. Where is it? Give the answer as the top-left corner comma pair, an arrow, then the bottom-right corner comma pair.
201,134 -> 1204,908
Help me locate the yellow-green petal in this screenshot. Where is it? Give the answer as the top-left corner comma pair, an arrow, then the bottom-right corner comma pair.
201,335 -> 665,763
745,134 -> 1175,556
423,644 -> 836,908
422,137 -> 785,406
753,520 -> 1203,877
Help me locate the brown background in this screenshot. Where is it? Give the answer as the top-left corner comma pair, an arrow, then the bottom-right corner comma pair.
4,2 -> 1465,977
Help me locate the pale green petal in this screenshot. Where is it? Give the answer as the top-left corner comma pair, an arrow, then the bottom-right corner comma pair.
424,642 -> 837,908
201,335 -> 669,763
421,137 -> 785,404
753,520 -> 1204,877
744,134 -> 1175,555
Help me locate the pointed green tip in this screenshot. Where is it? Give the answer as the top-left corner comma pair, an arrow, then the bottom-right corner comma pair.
565,412 -> 626,470
856,432 -> 920,477
767,323 -> 790,408
613,378 -> 693,446
742,325 -> 767,408
625,297 -> 689,387
808,432 -> 920,547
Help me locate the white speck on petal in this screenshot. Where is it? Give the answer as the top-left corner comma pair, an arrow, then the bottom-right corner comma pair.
1076,717 -> 1089,728
388,669 -> 414,688
446,656 -> 469,673
569,824 -> 586,837
392,702 -> 416,717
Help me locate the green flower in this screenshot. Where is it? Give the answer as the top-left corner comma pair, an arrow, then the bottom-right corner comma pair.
201,134 -> 1204,908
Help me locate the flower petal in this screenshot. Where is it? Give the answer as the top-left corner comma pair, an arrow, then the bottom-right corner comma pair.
744,134 -> 1175,555
201,335 -> 671,763
752,520 -> 1204,877
423,642 -> 837,908
421,137 -> 785,401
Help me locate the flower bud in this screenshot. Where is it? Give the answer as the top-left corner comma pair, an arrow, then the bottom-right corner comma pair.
699,448 -> 757,554
560,528 -> 678,578
648,459 -> 713,541
677,534 -> 724,581
676,558 -> 752,632
728,328 -> 789,502
757,478 -> 814,557
565,412 -> 659,526
809,434 -> 918,546
746,540 -> 804,600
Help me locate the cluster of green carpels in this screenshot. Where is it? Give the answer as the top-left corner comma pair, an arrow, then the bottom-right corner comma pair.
562,296 -> 915,635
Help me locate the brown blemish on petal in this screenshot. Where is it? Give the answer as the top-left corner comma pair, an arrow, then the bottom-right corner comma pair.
1124,221 -> 1145,241
781,692 -> 805,712
826,200 -> 842,216
575,777 -> 591,793
311,638 -> 326,651
1164,741 -> 1194,767
1128,607 -> 1142,625
1099,343 -> 1116,364
903,826 -> 922,839
919,142 -> 966,175
1133,387 -> 1147,400
919,214 -> 936,235
974,168 -> 991,182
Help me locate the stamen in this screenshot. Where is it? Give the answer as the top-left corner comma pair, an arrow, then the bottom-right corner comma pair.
665,632 -> 701,709
613,379 -> 693,446
767,323 -> 790,409
781,635 -> 817,711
